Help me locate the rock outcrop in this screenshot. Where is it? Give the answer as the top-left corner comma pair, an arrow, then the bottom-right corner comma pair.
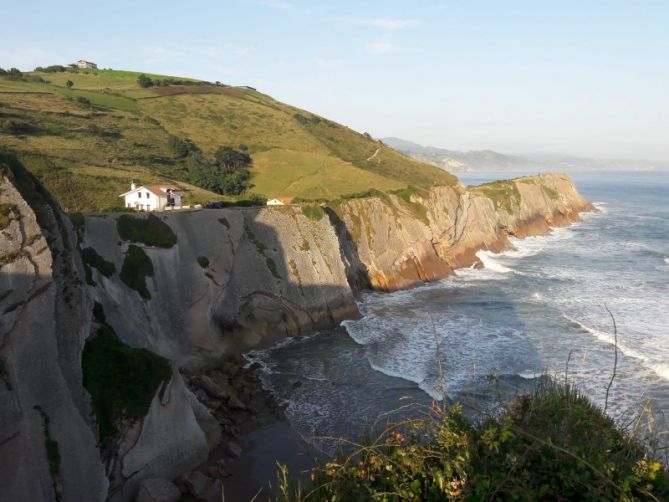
0,155 -> 592,501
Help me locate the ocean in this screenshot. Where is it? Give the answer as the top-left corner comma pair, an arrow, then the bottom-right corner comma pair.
248,171 -> 669,454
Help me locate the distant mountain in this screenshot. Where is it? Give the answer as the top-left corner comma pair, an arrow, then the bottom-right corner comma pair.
382,137 -> 669,172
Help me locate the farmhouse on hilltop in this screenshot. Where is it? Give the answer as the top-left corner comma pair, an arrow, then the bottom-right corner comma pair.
69,60 -> 98,69
120,181 -> 182,211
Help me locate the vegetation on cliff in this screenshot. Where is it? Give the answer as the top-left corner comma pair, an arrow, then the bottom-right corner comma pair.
472,180 -> 522,214
277,379 -> 669,501
0,68 -> 456,210
82,322 -> 172,442
117,214 -> 177,248
120,244 -> 154,299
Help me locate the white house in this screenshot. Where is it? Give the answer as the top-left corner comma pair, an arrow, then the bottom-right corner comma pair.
266,197 -> 294,206
76,60 -> 98,69
119,181 -> 182,211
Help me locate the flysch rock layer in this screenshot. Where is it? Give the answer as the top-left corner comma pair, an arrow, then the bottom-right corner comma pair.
0,159 -> 592,502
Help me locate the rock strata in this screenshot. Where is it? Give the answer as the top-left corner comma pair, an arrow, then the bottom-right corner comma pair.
0,155 -> 592,501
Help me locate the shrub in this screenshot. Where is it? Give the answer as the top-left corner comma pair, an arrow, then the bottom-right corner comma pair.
301,205 -> 324,221
137,74 -> 154,88
117,214 -> 177,248
277,379 -> 669,501
197,256 -> 209,268
1,119 -> 37,135
3,68 -> 23,81
82,322 -> 171,441
187,157 -> 251,196
66,80 -> 73,89
76,96 -> 91,107
120,244 -> 154,299
214,146 -> 252,171
168,135 -> 191,158
81,247 -> 116,284
35,65 -> 67,73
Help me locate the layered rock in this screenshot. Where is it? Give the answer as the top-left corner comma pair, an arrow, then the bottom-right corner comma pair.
0,157 -> 592,501
331,173 -> 593,291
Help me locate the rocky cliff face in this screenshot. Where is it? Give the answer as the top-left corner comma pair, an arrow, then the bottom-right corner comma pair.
331,173 -> 593,291
0,157 -> 592,501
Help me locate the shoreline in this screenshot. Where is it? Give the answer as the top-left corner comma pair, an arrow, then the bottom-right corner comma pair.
180,355 -> 323,502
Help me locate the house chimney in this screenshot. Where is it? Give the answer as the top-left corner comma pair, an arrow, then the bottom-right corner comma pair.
130,180 -> 136,190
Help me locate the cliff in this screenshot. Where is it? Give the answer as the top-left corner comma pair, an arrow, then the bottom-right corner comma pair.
0,157 -> 592,501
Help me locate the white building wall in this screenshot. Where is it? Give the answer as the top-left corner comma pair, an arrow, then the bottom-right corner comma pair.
124,190 -> 160,211
123,189 -> 182,211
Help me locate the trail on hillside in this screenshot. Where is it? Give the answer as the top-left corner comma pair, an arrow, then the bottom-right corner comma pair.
366,148 -> 381,162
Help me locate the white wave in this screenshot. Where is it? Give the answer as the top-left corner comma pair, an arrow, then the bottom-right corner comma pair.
665,257 -> 669,265
565,316 -> 669,381
593,202 -> 608,213
518,371 -> 541,380
476,250 -> 515,274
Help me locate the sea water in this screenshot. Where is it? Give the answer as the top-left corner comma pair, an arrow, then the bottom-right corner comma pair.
247,171 -> 669,453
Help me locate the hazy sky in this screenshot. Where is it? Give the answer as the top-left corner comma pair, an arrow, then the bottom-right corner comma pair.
3,0 -> 668,161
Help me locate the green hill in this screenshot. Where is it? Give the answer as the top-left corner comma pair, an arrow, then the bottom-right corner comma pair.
0,67 -> 457,211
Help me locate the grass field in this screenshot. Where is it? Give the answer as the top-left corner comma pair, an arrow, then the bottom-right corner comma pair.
251,149 -> 404,199
0,67 -> 457,211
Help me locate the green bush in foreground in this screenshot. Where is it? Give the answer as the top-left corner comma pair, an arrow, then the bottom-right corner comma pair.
116,214 -> 177,248
277,380 -> 669,501
82,323 -> 171,442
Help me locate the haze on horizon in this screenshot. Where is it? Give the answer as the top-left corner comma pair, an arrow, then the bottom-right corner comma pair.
3,0 -> 668,162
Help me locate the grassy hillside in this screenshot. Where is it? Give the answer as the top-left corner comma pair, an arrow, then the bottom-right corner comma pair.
0,68 -> 457,211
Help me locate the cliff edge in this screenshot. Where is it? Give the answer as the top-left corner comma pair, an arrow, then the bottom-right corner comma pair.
0,156 -> 592,501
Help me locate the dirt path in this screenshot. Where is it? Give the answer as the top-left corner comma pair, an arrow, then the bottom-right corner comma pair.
366,148 -> 380,162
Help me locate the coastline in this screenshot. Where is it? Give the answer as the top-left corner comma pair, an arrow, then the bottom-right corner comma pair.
180,356 -> 322,502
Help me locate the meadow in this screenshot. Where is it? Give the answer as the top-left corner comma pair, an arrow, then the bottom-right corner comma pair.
0,67 -> 456,211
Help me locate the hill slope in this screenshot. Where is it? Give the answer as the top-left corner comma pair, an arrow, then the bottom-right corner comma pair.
0,68 -> 457,211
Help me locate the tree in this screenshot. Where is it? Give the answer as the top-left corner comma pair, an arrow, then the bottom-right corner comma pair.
214,146 -> 252,172
186,157 -> 251,196
66,80 -> 74,89
137,74 -> 154,88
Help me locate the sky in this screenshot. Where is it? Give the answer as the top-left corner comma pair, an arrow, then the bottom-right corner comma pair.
2,0 -> 668,161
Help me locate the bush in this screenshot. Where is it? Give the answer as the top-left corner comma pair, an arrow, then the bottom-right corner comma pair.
81,247 -> 116,284
301,205 -> 324,221
187,157 -> 251,196
214,146 -> 252,171
76,96 -> 90,107
168,135 -> 191,158
82,322 -> 171,441
277,379 -> 669,501
3,68 -> 23,81
1,119 -> 37,135
197,256 -> 209,268
137,74 -> 154,88
35,65 -> 67,73
120,244 -> 154,299
117,214 -> 177,248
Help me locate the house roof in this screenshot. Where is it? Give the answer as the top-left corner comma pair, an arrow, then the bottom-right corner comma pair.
119,185 -> 182,197
78,60 -> 96,64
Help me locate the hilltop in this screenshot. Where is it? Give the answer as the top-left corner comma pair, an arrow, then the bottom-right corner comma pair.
0,67 -> 457,211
